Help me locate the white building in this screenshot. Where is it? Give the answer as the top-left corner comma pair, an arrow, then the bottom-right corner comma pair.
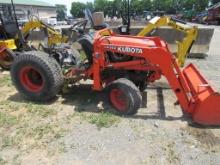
0,0 -> 56,21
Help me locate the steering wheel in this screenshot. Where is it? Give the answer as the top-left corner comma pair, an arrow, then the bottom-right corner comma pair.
71,19 -> 88,35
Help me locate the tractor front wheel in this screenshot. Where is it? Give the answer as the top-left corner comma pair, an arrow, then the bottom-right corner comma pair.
107,78 -> 142,115
11,51 -> 63,101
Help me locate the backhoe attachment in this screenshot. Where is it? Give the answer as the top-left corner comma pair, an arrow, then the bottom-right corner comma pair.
138,16 -> 198,67
21,18 -> 68,46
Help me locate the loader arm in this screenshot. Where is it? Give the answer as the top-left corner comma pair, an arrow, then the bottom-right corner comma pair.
20,19 -> 68,46
137,16 -> 198,67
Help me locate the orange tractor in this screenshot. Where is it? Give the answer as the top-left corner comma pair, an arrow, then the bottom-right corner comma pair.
11,26 -> 220,126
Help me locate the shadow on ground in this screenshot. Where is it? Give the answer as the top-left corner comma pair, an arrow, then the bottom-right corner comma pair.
7,84 -> 220,128
8,84 -> 186,119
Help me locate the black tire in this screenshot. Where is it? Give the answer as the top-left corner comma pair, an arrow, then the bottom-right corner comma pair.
11,51 -> 64,101
106,78 -> 142,115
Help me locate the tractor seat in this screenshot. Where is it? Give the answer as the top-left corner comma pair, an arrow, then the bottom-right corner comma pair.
78,34 -> 93,65
93,23 -> 109,30
3,22 -> 19,39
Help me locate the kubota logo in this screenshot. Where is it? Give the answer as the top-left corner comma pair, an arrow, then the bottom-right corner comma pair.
117,47 -> 143,54
105,45 -> 143,54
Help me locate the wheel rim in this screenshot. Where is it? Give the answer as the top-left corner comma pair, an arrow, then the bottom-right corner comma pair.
110,88 -> 128,112
19,66 -> 44,92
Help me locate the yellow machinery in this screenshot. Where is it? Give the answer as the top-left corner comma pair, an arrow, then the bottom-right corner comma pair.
0,13 -> 69,70
0,18 -> 69,69
137,16 -> 198,67
21,17 -> 68,47
0,40 -> 16,69
0,39 -> 17,50
0,1 -> 70,70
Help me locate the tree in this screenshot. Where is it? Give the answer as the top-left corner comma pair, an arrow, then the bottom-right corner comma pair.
211,0 -> 220,5
70,0 -> 211,19
182,0 -> 209,12
56,4 -> 67,21
130,0 -> 144,15
71,2 -> 86,18
86,2 -> 94,12
94,0 -> 108,12
151,0 -> 172,12
112,0 -> 123,17
94,0 -> 116,16
142,0 -> 153,11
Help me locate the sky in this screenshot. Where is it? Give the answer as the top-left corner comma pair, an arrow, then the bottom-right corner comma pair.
49,0 -> 93,15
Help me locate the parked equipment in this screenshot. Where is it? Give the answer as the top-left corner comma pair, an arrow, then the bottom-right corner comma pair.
206,2 -> 220,25
11,25 -> 220,126
0,1 -> 76,70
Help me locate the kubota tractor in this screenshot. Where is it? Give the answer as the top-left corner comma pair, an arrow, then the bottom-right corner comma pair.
10,25 -> 220,126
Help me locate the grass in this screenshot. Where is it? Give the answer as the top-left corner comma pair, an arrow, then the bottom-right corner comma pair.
16,123 -> 66,142
0,75 -> 12,87
0,156 -> 7,165
0,122 -> 67,151
0,99 -> 65,152
35,124 -> 66,140
25,103 -> 57,118
88,112 -> 120,129
0,100 -> 57,118
0,135 -> 14,149
67,111 -> 121,129
0,100 -> 20,111
0,74 -> 71,162
0,112 -> 18,127
0,73 -> 121,162
162,142 -> 180,164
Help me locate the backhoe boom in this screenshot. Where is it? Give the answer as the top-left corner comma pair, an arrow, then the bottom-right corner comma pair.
138,16 -> 198,67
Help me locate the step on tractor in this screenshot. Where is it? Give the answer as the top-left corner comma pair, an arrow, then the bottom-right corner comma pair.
11,25 -> 220,126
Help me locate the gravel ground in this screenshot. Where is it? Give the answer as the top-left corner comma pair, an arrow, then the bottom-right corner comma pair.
0,24 -> 219,165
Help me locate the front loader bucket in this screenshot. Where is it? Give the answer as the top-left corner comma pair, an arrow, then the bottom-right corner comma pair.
182,64 -> 220,125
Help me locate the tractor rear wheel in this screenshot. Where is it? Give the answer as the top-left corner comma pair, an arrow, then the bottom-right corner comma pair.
11,51 -> 63,101
107,78 -> 142,115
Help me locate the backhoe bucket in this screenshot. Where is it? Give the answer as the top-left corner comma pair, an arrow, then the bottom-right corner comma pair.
182,64 -> 220,125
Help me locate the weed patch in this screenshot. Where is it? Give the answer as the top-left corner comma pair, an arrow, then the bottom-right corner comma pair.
25,103 -> 57,118
0,75 -> 11,87
0,156 -> 7,165
0,112 -> 18,127
88,112 -> 120,128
